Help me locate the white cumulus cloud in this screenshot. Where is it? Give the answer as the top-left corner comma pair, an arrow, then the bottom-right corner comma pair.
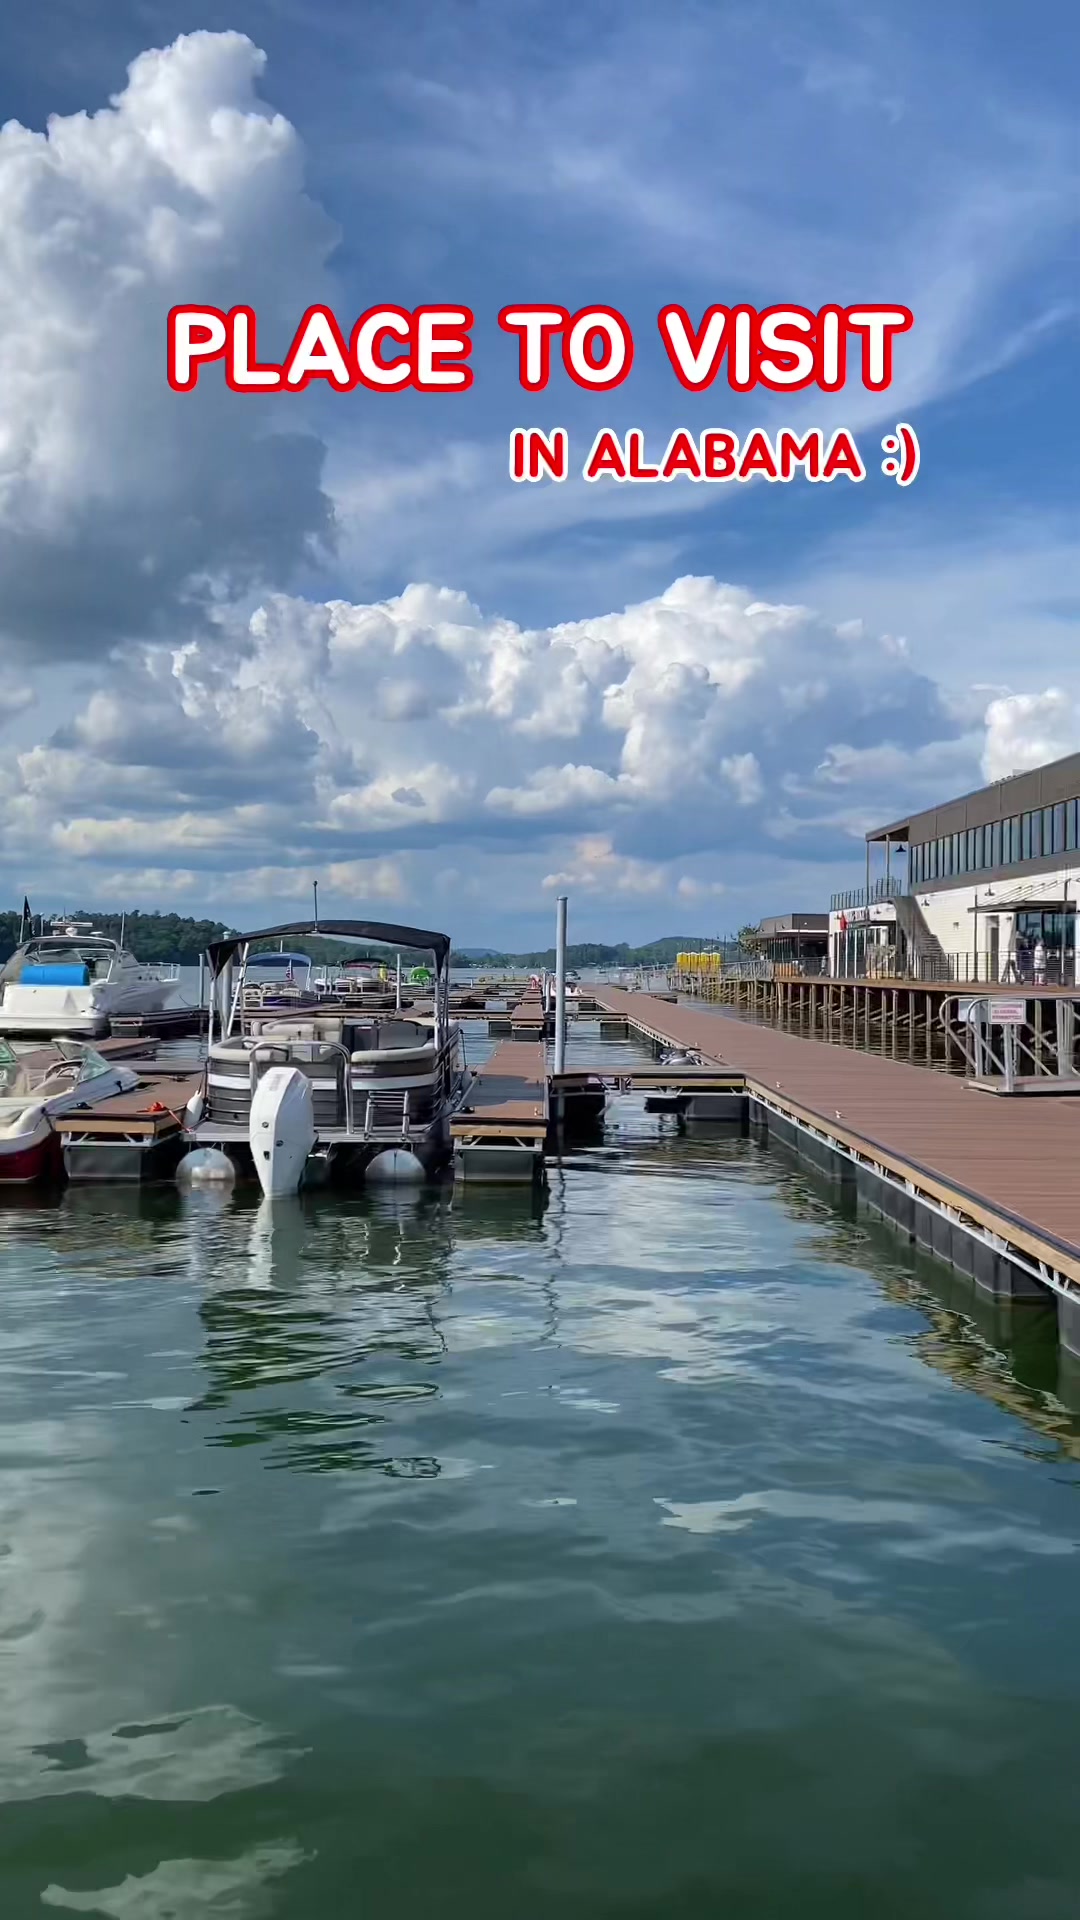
982,690 -> 1080,783
0,30 -> 335,659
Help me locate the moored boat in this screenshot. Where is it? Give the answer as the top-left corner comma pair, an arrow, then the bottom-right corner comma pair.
0,923 -> 178,1037
0,1039 -> 142,1185
181,918 -> 470,1196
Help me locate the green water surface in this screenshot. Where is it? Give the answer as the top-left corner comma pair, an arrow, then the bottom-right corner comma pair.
0,1037 -> 1078,1917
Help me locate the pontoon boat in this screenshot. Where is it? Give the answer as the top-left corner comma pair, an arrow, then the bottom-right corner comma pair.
182,918 -> 470,1195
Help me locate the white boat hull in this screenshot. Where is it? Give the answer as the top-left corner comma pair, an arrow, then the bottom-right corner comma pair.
249,1066 -> 316,1196
0,978 -> 175,1037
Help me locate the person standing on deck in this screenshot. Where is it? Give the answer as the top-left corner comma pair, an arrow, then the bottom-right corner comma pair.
1034,936 -> 1047,985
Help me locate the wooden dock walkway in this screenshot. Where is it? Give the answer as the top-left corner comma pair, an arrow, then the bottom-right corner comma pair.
594,986 -> 1080,1334
54,1067 -> 201,1138
450,1040 -> 548,1180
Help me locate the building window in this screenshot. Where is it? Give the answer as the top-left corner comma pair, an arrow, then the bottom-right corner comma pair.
1068,800 -> 1079,852
1032,810 -> 1042,858
1046,805 -> 1058,856
966,828 -> 976,870
975,824 -> 986,870
1021,812 -> 1032,860
1010,816 -> 1022,862
1054,803 -> 1066,856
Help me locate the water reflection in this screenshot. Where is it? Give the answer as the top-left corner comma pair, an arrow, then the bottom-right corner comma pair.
8,1062 -> 1080,1914
187,1186 -> 550,1475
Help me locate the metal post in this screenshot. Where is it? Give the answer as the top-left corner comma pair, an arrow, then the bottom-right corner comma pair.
219,959 -> 234,1037
197,952 -> 205,1011
554,895 -> 568,1074
865,835 -> 871,906
313,880 -> 319,931
395,953 -> 402,1012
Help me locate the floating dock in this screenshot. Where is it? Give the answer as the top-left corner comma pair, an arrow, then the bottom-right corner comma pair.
109,1003 -> 208,1040
594,986 -> 1080,1355
450,1041 -> 549,1181
54,1067 -> 200,1181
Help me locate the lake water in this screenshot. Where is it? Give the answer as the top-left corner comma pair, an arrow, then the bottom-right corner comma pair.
2,1025 -> 1079,1917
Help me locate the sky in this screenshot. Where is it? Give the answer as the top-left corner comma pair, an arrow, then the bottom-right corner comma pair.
0,0 -> 1076,947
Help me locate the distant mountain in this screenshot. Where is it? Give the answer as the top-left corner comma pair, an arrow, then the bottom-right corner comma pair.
1,910 -> 724,971
449,936 -> 719,968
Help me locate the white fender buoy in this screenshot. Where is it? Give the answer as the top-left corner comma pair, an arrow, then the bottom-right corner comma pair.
249,1066 -> 315,1196
177,1147 -> 236,1184
366,1148 -> 425,1184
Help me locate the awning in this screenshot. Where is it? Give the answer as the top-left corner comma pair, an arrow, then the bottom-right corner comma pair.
205,919 -> 451,977
968,898 -> 1076,913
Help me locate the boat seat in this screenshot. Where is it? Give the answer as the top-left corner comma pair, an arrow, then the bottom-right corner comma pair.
208,1041 -> 253,1067
251,1017 -> 345,1044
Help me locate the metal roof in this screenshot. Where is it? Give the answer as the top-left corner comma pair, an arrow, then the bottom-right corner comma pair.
867,749 -> 1080,846
205,919 -> 451,977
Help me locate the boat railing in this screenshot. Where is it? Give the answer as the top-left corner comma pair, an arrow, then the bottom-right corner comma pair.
243,1025 -> 466,1141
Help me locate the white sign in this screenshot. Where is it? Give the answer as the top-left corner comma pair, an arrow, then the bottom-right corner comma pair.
959,996 -> 1026,1025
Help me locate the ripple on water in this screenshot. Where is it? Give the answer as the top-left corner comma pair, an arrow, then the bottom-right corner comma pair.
3,1066 -> 1080,1912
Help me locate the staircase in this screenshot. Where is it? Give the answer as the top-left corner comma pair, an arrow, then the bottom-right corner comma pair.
893,891 -> 951,981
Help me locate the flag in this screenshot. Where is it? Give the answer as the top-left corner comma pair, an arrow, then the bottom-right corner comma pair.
838,913 -> 848,933
18,897 -> 30,942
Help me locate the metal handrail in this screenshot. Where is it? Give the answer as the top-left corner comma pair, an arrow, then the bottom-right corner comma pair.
940,992 -> 1080,1091
236,1024 -> 467,1140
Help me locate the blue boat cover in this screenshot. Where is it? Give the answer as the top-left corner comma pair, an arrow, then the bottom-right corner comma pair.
21,963 -> 91,986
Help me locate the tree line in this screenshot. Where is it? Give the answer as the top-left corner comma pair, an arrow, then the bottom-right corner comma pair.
0,910 -> 233,964
0,913 -> 740,970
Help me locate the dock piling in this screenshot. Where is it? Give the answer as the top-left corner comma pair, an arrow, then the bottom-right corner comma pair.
554,895 -> 568,1076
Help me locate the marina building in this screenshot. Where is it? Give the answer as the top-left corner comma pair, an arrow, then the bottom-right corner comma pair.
748,913 -> 829,975
831,751 -> 1080,982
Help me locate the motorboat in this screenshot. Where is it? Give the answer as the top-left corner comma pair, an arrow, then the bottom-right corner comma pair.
316,958 -> 401,1011
0,1039 -> 141,1184
181,917 -> 471,1196
0,923 -> 178,1037
241,951 -> 318,1013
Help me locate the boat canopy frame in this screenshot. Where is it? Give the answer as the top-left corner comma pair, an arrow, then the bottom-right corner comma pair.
204,919 -> 453,1048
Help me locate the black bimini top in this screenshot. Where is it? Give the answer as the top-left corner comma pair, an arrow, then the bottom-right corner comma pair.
204,919 -> 451,977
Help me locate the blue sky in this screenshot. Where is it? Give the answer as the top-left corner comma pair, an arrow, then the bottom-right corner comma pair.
0,0 -> 1075,945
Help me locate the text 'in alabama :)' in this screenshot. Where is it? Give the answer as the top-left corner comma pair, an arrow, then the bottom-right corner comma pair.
508,425 -> 921,486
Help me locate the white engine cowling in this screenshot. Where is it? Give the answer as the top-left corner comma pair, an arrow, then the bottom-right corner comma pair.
249,1066 -> 316,1197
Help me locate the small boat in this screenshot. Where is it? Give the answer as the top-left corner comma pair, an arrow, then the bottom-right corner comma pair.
0,923 -> 178,1037
0,1039 -> 141,1184
658,1046 -> 704,1068
242,951 -> 318,1012
182,917 -> 470,1196
315,958 -> 403,1012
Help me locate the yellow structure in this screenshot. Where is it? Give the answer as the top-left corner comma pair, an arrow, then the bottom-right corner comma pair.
675,951 -> 723,974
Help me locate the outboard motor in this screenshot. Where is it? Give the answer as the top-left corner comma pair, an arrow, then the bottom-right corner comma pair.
249,1066 -> 315,1196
